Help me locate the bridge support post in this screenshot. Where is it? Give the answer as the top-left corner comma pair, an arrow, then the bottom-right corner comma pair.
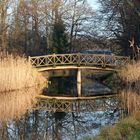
77,69 -> 81,97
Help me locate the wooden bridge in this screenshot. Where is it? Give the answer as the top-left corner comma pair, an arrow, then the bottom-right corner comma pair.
29,53 -> 130,71
29,53 -> 129,97
29,53 -> 129,112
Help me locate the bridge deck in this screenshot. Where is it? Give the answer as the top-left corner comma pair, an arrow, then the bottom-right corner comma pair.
37,94 -> 118,100
29,53 -> 129,71
37,66 -> 117,72
29,53 -> 124,111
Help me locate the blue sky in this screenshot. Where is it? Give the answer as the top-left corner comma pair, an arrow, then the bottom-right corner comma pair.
87,0 -> 99,10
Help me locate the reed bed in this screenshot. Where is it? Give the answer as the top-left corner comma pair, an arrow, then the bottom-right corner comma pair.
121,90 -> 140,114
119,61 -> 140,92
0,88 -> 42,122
118,61 -> 140,113
0,53 -> 46,92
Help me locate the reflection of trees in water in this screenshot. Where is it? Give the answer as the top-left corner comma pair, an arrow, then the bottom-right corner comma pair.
0,97 -> 122,140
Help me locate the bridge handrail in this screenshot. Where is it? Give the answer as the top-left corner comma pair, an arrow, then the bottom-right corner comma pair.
29,53 -> 129,59
29,53 -> 130,68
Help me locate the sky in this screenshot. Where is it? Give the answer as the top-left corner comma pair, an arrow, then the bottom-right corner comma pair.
87,0 -> 99,10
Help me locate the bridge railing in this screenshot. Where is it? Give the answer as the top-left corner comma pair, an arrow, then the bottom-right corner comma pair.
29,53 -> 130,68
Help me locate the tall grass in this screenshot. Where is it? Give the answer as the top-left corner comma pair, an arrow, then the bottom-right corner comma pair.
119,61 -> 140,92
0,88 -> 42,122
0,52 -> 46,92
118,61 -> 140,113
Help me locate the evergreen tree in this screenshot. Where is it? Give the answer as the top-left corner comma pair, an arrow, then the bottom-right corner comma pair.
51,19 -> 68,54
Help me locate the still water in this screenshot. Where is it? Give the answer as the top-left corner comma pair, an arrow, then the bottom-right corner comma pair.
0,75 -> 123,140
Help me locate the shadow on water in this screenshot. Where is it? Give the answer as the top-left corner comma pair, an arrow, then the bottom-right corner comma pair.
43,76 -> 77,96
43,73 -> 113,97
0,76 -> 125,140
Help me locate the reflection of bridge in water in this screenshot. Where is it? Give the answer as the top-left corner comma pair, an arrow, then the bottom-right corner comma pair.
35,94 -> 120,112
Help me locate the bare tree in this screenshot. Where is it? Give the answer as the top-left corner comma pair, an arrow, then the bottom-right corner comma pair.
0,0 -> 97,55
97,0 -> 140,56
62,0 -> 95,52
0,0 -> 10,50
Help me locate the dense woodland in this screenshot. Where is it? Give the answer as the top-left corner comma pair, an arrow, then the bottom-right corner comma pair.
0,0 -> 140,56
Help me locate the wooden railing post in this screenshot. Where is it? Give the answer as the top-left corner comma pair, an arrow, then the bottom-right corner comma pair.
78,53 -> 81,66
53,53 -> 56,67
37,58 -> 39,66
103,54 -> 106,67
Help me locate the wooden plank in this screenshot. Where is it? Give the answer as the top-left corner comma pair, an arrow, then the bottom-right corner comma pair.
37,66 -> 118,72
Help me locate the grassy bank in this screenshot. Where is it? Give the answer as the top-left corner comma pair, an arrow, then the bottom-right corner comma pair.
85,111 -> 140,140
0,53 -> 46,92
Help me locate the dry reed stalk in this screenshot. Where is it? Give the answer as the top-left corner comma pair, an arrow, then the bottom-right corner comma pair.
0,53 -> 46,92
119,61 -> 140,91
121,90 -> 140,114
0,87 -> 42,123
119,61 -> 140,113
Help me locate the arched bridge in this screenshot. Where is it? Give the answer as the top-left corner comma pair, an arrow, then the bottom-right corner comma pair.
29,53 -> 130,71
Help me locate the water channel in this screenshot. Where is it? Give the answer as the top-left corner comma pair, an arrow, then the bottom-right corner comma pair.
0,70 -> 124,140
